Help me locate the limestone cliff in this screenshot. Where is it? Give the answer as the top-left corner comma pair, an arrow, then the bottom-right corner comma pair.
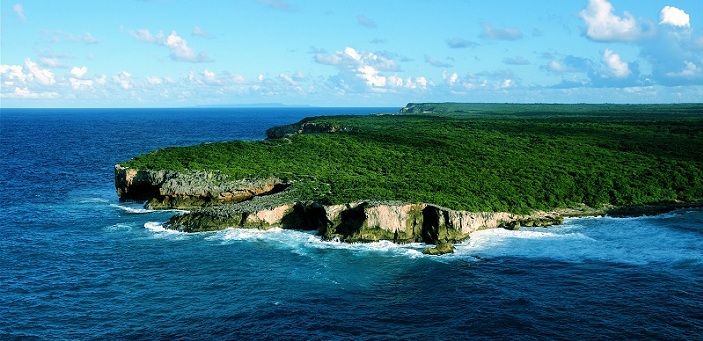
166,200 -> 564,244
114,165 -> 289,209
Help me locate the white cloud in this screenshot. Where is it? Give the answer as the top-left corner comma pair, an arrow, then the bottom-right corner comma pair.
446,69 -> 518,91
315,53 -> 342,65
70,66 -> 88,78
130,29 -> 211,63
344,47 -> 362,61
279,73 -> 297,86
13,3 -> 25,21
69,77 -> 93,89
660,6 -> 690,28
1,64 -> 28,85
315,47 -> 424,93
147,76 -> 163,85
113,72 -> 133,89
358,65 -> 386,87
602,49 -> 631,78
25,58 -> 56,85
40,57 -> 65,68
8,87 -> 59,99
579,0 -> 648,42
443,71 -> 459,85
666,61 -> 701,78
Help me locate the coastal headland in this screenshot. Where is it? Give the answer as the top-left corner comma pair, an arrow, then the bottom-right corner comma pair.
115,103 -> 703,254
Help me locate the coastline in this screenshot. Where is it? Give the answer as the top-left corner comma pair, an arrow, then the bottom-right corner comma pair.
114,103 -> 703,253
114,163 -> 703,256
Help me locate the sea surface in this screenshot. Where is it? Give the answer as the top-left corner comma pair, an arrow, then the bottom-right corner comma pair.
1,107 -> 702,340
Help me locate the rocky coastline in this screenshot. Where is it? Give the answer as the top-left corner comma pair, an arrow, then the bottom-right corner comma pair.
116,165 -> 568,254
115,164 -> 702,255
114,105 -> 702,255
115,164 -> 701,254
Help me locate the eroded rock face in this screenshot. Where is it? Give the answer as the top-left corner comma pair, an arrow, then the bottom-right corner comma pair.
165,200 -> 565,245
114,165 -> 289,209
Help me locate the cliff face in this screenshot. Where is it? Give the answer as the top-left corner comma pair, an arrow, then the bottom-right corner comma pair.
114,165 -> 289,209
166,200 -> 564,244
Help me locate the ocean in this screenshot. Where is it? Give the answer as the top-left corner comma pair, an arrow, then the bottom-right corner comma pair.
1,108 -> 701,340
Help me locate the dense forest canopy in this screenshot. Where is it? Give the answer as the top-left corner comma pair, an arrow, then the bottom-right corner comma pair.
123,103 -> 703,213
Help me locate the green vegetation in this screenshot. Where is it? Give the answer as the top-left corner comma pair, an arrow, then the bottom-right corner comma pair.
123,103 -> 703,214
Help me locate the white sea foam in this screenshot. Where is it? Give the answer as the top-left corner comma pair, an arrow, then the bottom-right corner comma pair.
104,223 -> 137,232
135,209 -> 702,264
143,222 -> 187,238
203,227 -> 431,258
455,211 -> 703,266
111,204 -> 189,214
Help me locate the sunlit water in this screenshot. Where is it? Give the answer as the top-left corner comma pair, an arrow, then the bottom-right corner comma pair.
1,108 -> 701,339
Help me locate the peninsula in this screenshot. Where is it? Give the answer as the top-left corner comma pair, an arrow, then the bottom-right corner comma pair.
115,103 -> 703,254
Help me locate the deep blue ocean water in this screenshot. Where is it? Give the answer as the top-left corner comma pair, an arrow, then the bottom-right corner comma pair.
1,107 -> 702,340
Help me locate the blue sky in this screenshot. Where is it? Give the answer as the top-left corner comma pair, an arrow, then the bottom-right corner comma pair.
1,0 -> 701,107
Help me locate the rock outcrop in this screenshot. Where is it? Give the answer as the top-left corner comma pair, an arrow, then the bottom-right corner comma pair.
266,121 -> 356,139
165,200 -> 564,246
114,165 -> 289,209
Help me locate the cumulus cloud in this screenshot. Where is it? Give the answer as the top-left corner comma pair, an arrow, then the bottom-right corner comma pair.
13,3 -> 26,21
25,58 -> 56,85
357,15 -> 377,28
579,0 -> 651,42
130,29 -> 211,63
480,23 -> 523,40
1,64 -> 28,85
424,55 -> 453,68
446,38 -> 479,49
0,59 -> 62,98
602,49 -> 630,78
113,72 -> 133,89
660,6 -> 690,28
70,66 -> 88,78
314,47 -> 426,92
69,78 -> 93,90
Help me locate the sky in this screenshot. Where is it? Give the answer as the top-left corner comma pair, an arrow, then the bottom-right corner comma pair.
1,0 -> 702,108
